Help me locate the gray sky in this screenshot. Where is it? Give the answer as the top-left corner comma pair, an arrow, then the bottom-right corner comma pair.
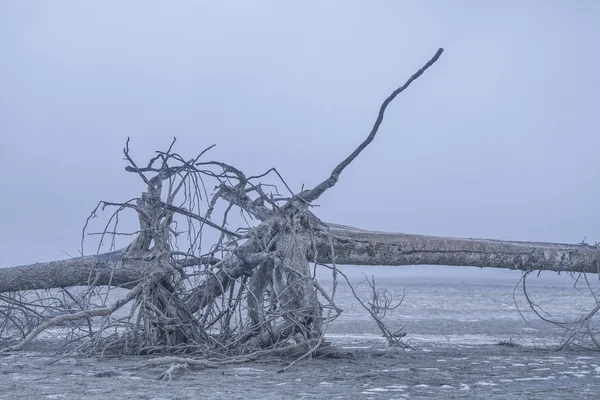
1,1 -> 599,267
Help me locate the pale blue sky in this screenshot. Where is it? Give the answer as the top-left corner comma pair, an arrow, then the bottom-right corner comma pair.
1,1 -> 599,267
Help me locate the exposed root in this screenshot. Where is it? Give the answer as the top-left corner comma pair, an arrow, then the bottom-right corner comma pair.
515,271 -> 600,350
0,49 -> 445,363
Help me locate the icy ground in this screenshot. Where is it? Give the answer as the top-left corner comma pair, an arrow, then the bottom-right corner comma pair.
1,266 -> 599,399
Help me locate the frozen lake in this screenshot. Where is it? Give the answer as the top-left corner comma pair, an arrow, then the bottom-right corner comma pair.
317,265 -> 600,348
2,265 -> 600,399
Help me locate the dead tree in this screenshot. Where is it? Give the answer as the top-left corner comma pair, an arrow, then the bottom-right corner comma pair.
1,47 -> 600,358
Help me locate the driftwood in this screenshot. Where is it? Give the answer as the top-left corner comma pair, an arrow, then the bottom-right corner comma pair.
316,224 -> 600,273
1,47 -> 599,357
3,227 -> 599,294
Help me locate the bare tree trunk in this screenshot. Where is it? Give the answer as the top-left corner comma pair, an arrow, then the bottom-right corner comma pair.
3,223 -> 599,295
314,223 -> 600,274
0,250 -> 136,293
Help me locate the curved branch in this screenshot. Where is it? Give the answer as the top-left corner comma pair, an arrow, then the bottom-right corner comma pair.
302,47 -> 444,203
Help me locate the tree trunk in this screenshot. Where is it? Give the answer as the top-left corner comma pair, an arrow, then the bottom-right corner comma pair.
2,223 -> 599,294
314,223 -> 600,274
0,250 -> 137,293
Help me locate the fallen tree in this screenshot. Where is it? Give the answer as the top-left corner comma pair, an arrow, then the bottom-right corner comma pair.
1,48 -> 599,359
5,226 -> 599,294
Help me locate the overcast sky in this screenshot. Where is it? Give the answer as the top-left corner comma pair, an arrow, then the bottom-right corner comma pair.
1,1 -> 599,268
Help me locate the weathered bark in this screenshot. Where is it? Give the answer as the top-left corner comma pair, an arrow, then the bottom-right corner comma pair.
314,223 -> 600,274
183,238 -> 264,314
3,223 -> 599,295
0,250 -> 137,293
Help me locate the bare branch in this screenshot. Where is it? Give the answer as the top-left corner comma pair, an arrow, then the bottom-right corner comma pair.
301,48 -> 444,203
158,201 -> 243,238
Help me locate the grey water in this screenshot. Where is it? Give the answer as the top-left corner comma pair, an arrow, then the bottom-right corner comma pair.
316,265 -> 600,348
